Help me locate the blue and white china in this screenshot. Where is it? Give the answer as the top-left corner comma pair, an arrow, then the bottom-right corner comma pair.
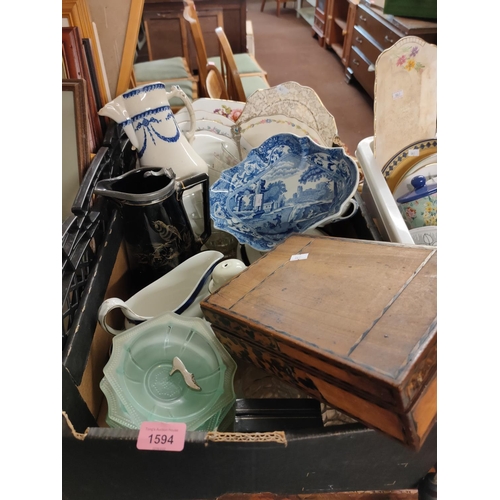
98,82 -> 208,179
97,250 -> 224,336
209,133 -> 359,251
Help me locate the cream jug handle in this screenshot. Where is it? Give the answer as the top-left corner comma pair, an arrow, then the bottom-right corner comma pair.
166,85 -> 197,143
97,297 -> 151,336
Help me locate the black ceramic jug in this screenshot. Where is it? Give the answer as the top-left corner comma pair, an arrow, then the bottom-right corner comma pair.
94,167 -> 211,291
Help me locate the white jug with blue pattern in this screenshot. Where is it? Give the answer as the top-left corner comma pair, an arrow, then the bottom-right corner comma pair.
98,82 -> 208,179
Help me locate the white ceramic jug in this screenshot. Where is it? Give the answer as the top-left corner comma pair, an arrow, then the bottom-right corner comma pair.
98,82 -> 208,179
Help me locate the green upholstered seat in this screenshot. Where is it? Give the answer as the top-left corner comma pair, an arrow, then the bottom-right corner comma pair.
208,53 -> 266,76
134,57 -> 192,82
241,75 -> 270,99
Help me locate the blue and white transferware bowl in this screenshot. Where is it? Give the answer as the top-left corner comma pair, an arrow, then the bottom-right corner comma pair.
209,133 -> 359,251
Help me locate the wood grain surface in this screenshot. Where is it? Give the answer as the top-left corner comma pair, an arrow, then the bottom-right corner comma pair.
201,235 -> 437,448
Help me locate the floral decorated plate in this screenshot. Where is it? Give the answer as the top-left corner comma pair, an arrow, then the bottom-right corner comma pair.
382,138 -> 437,192
210,133 -> 359,252
178,111 -> 235,127
175,98 -> 245,124
178,119 -> 236,141
373,37 -> 437,170
237,114 -> 326,149
232,82 -> 339,147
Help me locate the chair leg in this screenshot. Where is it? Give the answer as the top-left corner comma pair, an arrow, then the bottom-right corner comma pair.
260,0 -> 266,12
277,1 -> 280,16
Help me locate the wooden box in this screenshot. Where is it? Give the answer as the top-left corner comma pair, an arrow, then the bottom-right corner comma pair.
201,235 -> 437,450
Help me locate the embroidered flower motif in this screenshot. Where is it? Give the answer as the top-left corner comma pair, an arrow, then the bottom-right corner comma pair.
404,59 -> 416,71
396,46 -> 426,74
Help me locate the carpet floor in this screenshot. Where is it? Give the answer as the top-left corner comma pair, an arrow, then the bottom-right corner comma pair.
246,0 -> 374,154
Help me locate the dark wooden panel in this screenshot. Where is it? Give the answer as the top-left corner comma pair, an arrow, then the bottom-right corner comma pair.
348,45 -> 375,98
352,25 -> 382,65
356,4 -> 401,51
142,0 -> 247,71
143,13 -> 186,60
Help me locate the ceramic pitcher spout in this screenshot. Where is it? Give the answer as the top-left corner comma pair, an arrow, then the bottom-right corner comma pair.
98,96 -> 139,149
98,82 -> 207,179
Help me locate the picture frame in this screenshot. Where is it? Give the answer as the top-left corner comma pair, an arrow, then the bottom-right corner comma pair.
62,26 -> 103,152
62,79 -> 91,220
62,0 -> 110,103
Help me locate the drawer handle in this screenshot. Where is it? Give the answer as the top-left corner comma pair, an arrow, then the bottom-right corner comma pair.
355,37 -> 363,44
384,35 -> 395,44
352,59 -> 360,66
359,15 -> 367,22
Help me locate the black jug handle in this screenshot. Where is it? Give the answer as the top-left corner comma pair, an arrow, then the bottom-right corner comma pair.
176,172 -> 212,245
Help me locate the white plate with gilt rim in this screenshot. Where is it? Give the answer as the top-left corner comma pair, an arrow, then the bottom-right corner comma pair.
179,119 -> 236,141
238,114 -> 326,149
233,81 -> 339,147
177,110 -> 235,127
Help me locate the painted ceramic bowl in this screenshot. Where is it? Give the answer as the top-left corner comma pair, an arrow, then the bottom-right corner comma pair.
409,226 -> 437,247
101,312 -> 237,431
209,133 -> 359,252
396,175 -> 437,230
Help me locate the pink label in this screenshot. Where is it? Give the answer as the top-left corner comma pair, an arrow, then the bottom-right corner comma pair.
136,422 -> 187,452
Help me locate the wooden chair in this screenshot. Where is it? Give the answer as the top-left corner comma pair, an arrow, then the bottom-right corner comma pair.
133,13 -> 198,109
260,0 -> 292,17
183,0 -> 269,97
215,26 -> 270,102
205,62 -> 228,99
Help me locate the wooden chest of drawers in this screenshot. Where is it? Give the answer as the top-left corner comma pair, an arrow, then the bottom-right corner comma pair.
201,234 -> 437,450
345,0 -> 437,98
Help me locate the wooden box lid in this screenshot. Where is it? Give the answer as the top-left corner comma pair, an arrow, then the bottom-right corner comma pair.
201,235 -> 437,447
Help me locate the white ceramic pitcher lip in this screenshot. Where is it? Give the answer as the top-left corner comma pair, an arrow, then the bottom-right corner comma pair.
122,82 -> 166,98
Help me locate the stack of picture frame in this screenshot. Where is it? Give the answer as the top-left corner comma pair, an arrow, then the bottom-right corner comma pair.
62,24 -> 107,219
62,26 -> 104,157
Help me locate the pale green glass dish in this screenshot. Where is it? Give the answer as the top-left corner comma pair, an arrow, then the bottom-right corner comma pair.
101,376 -> 234,431
101,311 -> 237,431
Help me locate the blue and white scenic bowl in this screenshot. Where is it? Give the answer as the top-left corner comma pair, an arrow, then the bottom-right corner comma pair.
209,133 -> 359,251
